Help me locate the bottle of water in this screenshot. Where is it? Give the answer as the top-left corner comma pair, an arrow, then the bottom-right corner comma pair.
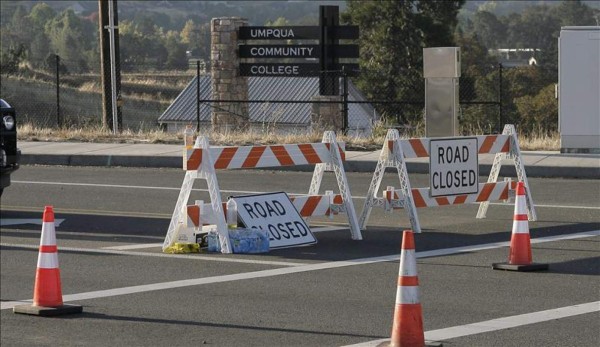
207,230 -> 220,252
226,198 -> 238,229
184,124 -> 195,149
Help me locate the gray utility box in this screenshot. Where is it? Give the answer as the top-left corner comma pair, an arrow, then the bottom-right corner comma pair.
423,47 -> 461,138
558,26 -> 600,153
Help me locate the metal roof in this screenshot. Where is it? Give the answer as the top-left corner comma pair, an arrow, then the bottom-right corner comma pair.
158,76 -> 378,129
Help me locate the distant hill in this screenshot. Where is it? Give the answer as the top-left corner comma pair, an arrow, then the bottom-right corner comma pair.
1,1 -> 346,30
462,0 -> 599,16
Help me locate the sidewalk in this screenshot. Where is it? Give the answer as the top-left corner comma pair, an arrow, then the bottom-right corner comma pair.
19,141 -> 600,179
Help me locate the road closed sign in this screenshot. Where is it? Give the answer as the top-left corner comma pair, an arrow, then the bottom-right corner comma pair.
429,138 -> 479,197
234,192 -> 317,249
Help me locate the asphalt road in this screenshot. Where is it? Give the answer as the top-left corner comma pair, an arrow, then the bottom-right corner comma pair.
1,165 -> 599,347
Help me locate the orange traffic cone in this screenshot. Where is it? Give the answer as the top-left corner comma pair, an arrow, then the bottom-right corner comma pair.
493,182 -> 548,272
14,206 -> 83,316
389,230 -> 437,347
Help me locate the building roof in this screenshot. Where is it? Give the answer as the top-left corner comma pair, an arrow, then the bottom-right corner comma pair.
158,76 -> 378,129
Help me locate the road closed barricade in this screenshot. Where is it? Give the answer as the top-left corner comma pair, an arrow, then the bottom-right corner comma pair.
163,131 -> 362,253
359,124 -> 536,232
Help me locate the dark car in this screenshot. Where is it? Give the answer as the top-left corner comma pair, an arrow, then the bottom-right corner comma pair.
0,99 -> 20,196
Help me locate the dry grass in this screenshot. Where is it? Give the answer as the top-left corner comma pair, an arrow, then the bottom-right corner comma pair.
17,123 -> 560,151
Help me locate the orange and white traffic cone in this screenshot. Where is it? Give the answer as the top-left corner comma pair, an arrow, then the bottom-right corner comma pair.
389,230 -> 427,347
493,182 -> 548,272
14,206 -> 83,316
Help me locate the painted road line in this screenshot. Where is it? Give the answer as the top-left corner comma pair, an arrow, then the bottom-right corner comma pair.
12,180 -> 266,196
311,226 -> 346,233
103,243 -> 163,250
101,227 -> 344,250
0,218 -> 65,227
2,230 -> 597,311
0,205 -> 172,219
0,243 -> 307,267
341,301 -> 600,347
10,180 -> 600,210
0,228 -> 164,242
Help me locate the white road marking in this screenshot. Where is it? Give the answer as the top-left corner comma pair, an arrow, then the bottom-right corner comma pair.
100,226 -> 343,250
12,180 -> 600,210
341,301 -> 600,347
2,230 -> 597,311
102,243 -> 163,250
310,226 -> 345,233
0,218 -> 65,227
11,180 -> 265,196
0,243 -> 308,267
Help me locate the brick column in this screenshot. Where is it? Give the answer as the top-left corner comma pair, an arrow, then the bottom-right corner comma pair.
211,17 -> 249,132
311,95 -> 343,132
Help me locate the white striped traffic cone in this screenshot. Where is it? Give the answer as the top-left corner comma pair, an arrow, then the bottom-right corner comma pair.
493,182 -> 548,271
390,230 -> 425,347
14,206 -> 83,316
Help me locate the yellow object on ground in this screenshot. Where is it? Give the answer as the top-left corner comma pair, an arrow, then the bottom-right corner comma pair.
164,242 -> 200,254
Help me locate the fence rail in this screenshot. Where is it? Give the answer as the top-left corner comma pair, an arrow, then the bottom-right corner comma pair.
1,59 -> 556,134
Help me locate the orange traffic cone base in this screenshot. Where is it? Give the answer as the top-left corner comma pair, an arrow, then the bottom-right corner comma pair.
13,303 -> 82,317
492,262 -> 548,272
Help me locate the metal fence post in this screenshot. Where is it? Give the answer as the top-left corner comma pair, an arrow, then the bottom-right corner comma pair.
498,63 -> 503,132
56,54 -> 60,128
342,67 -> 348,135
196,60 -> 200,132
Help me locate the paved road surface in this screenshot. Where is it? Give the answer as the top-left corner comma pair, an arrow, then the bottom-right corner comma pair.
1,166 -> 599,346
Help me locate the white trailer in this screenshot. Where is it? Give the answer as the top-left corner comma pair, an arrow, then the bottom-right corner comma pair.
558,26 -> 600,153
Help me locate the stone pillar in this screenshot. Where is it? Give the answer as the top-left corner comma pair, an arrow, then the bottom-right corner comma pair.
311,95 -> 343,132
211,17 -> 249,132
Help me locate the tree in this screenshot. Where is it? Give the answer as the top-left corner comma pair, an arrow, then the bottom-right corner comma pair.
180,20 -> 210,61
164,31 -> 188,70
472,10 -> 505,48
341,0 -> 465,124
514,84 -> 557,133
0,43 -> 26,74
28,3 -> 56,30
45,9 -> 96,73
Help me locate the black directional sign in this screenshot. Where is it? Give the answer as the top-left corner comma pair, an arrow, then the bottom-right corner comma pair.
240,63 -> 359,77
238,45 -> 359,59
239,26 -> 359,40
238,6 -> 360,84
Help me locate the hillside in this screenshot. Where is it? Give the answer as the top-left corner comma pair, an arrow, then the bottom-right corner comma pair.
0,0 -> 346,29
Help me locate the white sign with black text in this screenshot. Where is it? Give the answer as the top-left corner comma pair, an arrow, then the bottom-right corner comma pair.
429,138 -> 479,197
234,192 -> 317,249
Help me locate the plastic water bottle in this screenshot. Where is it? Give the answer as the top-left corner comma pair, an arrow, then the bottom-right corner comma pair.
226,198 -> 238,229
184,124 -> 195,149
207,230 -> 221,252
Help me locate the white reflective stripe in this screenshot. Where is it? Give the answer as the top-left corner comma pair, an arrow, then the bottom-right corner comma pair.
399,140 -> 419,158
512,220 -> 529,234
40,222 -> 56,246
255,147 -> 280,168
514,196 -> 526,214
477,134 -> 511,153
395,285 -> 420,304
399,250 -> 417,276
37,252 -> 59,269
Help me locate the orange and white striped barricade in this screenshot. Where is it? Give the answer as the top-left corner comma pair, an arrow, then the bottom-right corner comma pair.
359,124 -> 536,233
162,131 -> 361,253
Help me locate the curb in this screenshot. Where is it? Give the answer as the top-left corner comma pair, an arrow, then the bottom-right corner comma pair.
21,153 -> 600,179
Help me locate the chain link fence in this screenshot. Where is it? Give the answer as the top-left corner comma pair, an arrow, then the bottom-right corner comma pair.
1,57 -> 557,135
